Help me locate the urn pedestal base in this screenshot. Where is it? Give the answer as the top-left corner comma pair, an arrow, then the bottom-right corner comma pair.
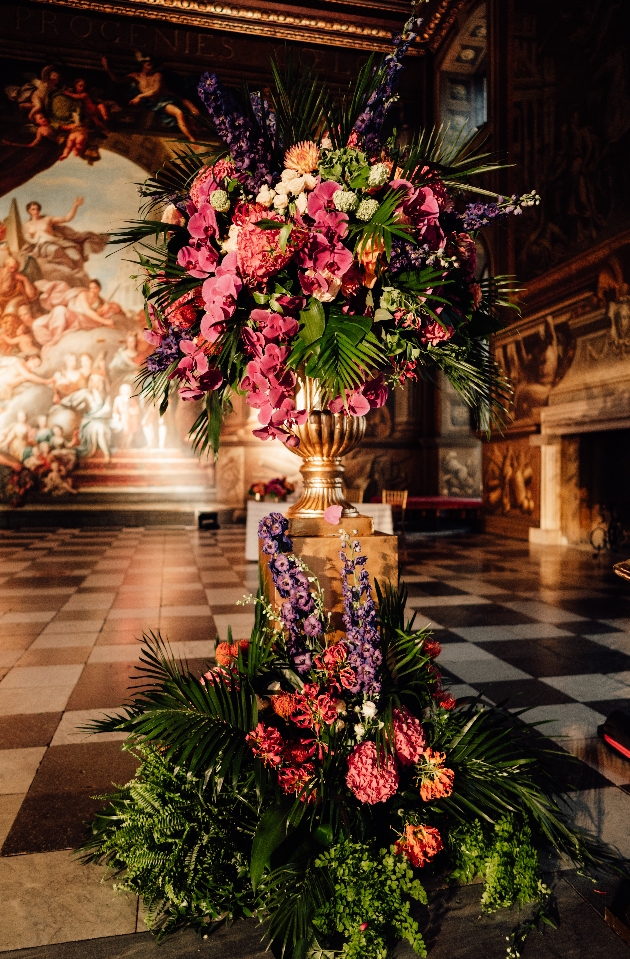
261,527 -> 399,638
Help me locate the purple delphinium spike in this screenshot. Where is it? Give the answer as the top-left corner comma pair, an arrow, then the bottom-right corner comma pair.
146,334 -> 181,373
339,535 -> 382,698
352,14 -> 423,154
197,73 -> 273,191
258,513 -> 323,674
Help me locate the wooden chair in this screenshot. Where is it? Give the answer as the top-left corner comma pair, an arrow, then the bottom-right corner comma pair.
344,487 -> 364,503
382,489 -> 409,547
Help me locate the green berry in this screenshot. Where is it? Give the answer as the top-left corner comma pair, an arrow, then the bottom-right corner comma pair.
367,163 -> 389,187
333,190 -> 358,212
209,189 -> 230,213
356,198 -> 380,221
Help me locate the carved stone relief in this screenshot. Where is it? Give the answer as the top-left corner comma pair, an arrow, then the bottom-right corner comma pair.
483,438 -> 539,520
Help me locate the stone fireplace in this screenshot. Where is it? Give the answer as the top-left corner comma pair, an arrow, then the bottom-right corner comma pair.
483,232 -> 630,544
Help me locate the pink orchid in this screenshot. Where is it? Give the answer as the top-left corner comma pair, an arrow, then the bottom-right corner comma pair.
307,178 -> 340,218
188,203 -> 218,241
241,327 -> 265,356
324,505 -> 343,524
312,208 -> 349,240
362,373 -> 388,409
329,390 -> 371,417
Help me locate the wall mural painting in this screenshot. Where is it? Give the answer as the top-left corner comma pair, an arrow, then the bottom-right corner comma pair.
0,149 -> 162,505
497,317 -> 575,424
0,52 -> 203,181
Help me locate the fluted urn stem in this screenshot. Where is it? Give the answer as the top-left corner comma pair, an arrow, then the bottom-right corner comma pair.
287,377 -> 366,521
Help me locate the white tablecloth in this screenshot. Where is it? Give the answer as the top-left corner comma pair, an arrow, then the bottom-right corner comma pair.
245,501 -> 394,561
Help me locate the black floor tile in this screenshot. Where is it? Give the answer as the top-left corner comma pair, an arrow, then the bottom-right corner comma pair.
1,742 -> 139,855
481,636 -> 630,677
405,581 -> 469,597
470,678 -> 575,708
547,597 -> 630,619
585,699 -> 630,717
559,620 -> 626,636
411,603 -> 537,628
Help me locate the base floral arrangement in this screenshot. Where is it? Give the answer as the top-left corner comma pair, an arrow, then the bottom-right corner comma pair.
249,476 -> 296,501
83,513 -> 623,959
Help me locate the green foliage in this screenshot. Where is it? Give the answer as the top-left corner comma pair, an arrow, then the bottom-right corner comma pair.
448,818 -> 488,886
81,745 -> 254,938
289,308 -> 385,404
448,816 -> 544,912
313,842 -> 428,959
259,859 -> 334,959
87,631 -> 259,788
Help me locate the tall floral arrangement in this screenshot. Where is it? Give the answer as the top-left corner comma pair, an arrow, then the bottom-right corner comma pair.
84,513 -> 623,958
119,8 -> 538,455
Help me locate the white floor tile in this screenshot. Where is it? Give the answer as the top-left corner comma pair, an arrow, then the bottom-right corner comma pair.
541,673 -> 630,702
516,703 -> 606,742
50,710 -> 127,746
0,664 -> 84,689
451,623 -> 574,642
0,747 -> 46,794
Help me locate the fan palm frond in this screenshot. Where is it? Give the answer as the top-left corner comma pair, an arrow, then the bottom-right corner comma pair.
85,632 -> 256,789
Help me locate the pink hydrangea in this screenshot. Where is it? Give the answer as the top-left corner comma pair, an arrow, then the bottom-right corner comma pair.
346,741 -> 399,804
393,706 -> 426,766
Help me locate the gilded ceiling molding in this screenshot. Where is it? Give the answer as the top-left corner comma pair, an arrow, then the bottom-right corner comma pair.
26,0 -> 425,53
420,0 -> 468,52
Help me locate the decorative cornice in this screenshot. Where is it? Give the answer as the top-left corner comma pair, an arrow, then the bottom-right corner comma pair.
23,0 -> 466,53
25,0 -> 422,53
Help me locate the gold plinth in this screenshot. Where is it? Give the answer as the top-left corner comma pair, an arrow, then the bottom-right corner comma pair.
261,529 -> 398,639
287,378 -> 367,524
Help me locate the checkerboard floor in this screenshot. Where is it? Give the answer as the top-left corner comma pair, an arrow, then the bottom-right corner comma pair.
1,527 -> 630,955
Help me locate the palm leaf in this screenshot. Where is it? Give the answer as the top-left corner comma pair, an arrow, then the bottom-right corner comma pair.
324,54 -> 386,149
258,859 -> 333,958
85,632 -> 257,790
269,55 -> 328,148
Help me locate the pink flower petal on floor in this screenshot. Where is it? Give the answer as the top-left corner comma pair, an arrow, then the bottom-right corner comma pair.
324,505 -> 343,525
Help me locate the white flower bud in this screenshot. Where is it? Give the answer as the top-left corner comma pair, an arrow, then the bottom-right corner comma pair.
320,136 -> 333,150
361,700 -> 378,719
274,180 -> 290,196
256,185 -> 275,208
295,192 -> 308,214
288,175 -> 306,195
303,173 -> 318,190
356,198 -> 380,221
221,223 -> 240,253
354,723 -> 366,740
209,189 -> 230,213
281,167 -> 299,181
273,193 -> 289,211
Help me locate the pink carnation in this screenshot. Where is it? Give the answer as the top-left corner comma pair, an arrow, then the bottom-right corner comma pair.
393,706 -> 426,766
346,741 -> 399,805
235,203 -> 305,289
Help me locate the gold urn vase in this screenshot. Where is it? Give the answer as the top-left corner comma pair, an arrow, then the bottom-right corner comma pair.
286,377 -> 369,532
